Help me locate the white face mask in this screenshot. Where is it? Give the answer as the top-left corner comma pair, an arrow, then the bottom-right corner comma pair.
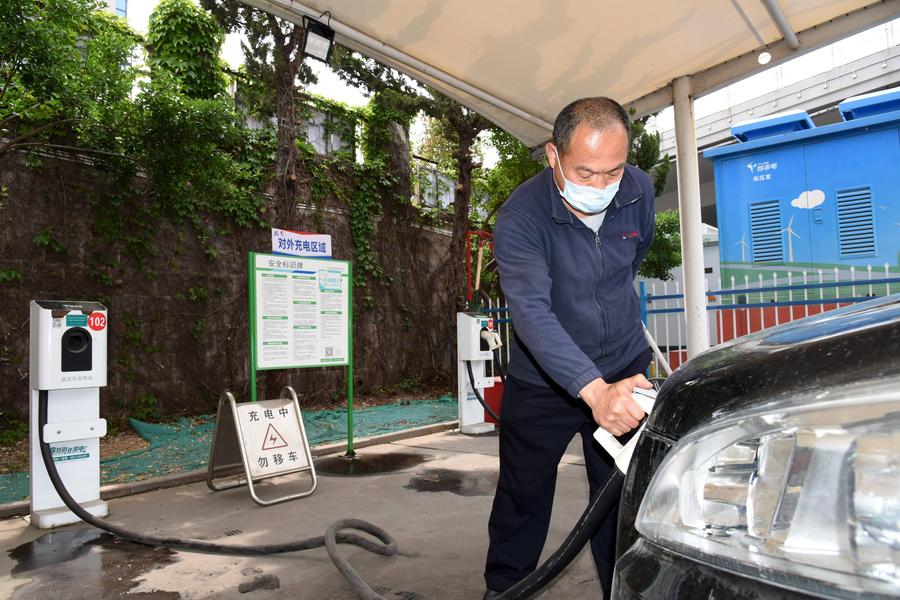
553,151 -> 621,214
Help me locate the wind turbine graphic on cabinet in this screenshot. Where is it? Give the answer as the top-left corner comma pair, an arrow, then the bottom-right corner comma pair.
781,216 -> 801,262
735,233 -> 749,262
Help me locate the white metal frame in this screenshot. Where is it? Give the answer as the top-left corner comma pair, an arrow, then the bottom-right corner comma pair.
207,386 -> 318,506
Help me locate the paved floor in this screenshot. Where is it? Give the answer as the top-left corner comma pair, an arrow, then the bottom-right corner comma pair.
1,430 -> 604,599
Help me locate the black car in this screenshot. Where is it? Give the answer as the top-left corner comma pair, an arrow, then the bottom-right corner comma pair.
613,294 -> 900,599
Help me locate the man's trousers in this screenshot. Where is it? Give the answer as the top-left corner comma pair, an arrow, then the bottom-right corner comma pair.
484,348 -> 651,598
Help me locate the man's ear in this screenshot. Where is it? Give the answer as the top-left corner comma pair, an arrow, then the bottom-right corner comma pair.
545,143 -> 558,169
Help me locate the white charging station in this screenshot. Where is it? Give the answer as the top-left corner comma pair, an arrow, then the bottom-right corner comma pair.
29,300 -> 109,528
456,312 -> 498,434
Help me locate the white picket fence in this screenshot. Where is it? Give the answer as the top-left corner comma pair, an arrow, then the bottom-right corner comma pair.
641,263 -> 900,376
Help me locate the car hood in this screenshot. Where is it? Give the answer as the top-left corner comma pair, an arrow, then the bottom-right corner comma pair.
646,293 -> 900,441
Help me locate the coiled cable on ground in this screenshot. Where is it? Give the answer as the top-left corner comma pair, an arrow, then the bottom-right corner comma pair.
37,390 -> 397,600
39,388 -> 626,600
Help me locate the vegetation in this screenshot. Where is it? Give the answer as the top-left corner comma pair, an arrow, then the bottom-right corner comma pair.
201,0 -> 316,215
146,0 -> 228,99
628,116 -> 680,281
0,0 -> 684,430
639,210 -> 682,281
331,49 -> 495,309
0,0 -> 138,159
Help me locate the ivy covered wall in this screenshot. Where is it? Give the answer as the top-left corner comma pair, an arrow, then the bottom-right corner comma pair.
0,140 -> 455,427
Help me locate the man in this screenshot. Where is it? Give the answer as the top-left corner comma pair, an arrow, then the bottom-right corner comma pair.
483,97 -> 655,599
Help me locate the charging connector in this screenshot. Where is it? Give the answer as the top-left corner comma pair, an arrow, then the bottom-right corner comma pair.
592,387 -> 657,473
480,329 -> 502,351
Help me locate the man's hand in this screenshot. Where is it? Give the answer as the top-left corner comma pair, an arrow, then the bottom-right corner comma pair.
579,374 -> 653,436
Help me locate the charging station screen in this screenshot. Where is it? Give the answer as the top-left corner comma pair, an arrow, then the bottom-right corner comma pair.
250,253 -> 351,370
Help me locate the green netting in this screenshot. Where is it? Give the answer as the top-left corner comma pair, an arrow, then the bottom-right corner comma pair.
0,394 -> 456,505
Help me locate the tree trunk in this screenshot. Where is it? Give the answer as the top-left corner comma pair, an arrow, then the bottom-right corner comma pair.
384,122 -> 413,218
273,49 -> 298,220
448,127 -> 476,311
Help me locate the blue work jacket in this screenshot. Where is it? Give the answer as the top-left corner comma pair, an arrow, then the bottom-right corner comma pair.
493,165 -> 655,398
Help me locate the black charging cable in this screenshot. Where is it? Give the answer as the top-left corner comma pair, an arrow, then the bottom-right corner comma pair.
466,360 -> 501,423
37,390 -> 396,600
39,388 -> 626,600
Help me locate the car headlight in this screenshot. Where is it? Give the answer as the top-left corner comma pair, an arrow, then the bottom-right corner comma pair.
636,379 -> 899,598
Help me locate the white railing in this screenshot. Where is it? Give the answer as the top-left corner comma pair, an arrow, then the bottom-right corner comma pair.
641,263 -> 899,377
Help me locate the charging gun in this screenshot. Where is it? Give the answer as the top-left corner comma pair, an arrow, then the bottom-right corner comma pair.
592,387 -> 657,473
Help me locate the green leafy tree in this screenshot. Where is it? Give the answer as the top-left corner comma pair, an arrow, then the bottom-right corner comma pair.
201,0 -> 316,215
137,74 -> 265,227
628,115 -> 680,280
333,49 -> 493,309
428,97 -> 493,309
0,0 -> 138,159
416,115 -> 464,175
146,0 -> 228,99
138,0 -> 265,227
473,129 -> 543,228
629,116 -> 672,196
639,209 -> 681,280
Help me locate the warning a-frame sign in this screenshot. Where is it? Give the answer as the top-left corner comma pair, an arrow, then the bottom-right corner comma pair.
207,387 -> 317,506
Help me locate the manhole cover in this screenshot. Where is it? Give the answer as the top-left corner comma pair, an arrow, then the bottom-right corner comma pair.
315,452 -> 429,476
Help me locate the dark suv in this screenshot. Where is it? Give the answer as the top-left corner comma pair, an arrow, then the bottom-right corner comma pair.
613,294 -> 900,599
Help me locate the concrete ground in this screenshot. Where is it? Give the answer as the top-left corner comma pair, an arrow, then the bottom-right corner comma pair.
0,430 -> 604,600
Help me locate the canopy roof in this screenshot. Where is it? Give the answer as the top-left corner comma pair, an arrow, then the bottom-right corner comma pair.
244,0 -> 898,147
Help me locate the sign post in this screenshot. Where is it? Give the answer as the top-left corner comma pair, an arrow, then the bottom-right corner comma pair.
247,252 -> 355,454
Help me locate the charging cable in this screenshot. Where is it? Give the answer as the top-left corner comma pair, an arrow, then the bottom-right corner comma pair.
37,390 -> 397,600
495,387 -> 657,598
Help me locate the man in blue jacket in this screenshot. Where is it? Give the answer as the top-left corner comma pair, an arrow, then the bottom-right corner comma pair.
483,97 -> 655,599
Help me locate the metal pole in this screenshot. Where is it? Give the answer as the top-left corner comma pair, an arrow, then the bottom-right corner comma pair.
248,252 -> 258,403
761,0 -> 801,50
345,262 -> 355,457
474,242 -> 485,295
642,324 -> 673,376
672,76 -> 710,358
639,281 -> 648,326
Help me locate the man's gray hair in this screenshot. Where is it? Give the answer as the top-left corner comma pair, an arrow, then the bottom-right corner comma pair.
552,97 -> 631,155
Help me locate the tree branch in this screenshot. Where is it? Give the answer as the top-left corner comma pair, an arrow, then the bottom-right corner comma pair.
0,103 -> 42,131
287,21 -> 304,56
11,142 -> 137,161
0,65 -> 16,105
0,118 -> 77,158
267,13 -> 286,51
479,201 -> 503,230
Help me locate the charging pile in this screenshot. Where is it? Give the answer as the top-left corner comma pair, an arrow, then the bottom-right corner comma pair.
30,300 -> 397,600
456,311 -> 504,432
30,299 -> 665,599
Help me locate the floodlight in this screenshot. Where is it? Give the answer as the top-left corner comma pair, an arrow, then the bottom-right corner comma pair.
302,17 -> 335,63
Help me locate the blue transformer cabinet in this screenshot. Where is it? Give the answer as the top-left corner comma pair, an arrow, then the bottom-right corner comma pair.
704,86 -> 900,292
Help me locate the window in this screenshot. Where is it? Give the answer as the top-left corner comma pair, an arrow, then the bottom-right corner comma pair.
837,186 -> 875,257
750,199 -> 783,262
115,0 -> 126,18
